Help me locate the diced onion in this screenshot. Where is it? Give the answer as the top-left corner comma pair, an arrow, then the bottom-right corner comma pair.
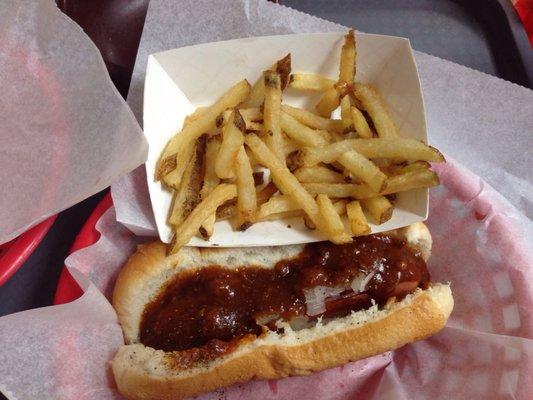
304,286 -> 344,316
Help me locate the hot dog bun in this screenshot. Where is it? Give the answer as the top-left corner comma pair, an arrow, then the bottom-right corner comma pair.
111,223 -> 452,400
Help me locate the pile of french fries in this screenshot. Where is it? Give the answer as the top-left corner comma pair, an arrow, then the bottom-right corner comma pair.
156,30 -> 445,254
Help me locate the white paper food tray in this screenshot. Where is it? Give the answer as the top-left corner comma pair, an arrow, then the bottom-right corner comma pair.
144,32 -> 428,246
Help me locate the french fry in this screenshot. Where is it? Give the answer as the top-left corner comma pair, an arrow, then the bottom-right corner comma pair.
183,106 -> 208,127
239,107 -> 263,121
263,71 -> 285,162
244,133 -> 323,229
360,195 -> 393,224
286,150 -> 303,172
385,161 -> 430,176
257,181 -> 278,204
346,200 -> 370,236
217,108 -> 262,129
162,140 -> 195,189
170,184 -> 237,254
156,79 -> 250,180
199,214 -> 216,240
168,135 -> 207,227
289,73 -> 335,91
303,198 -> 347,230
339,29 -> 356,84
302,183 -> 374,199
283,137 -> 300,158
340,95 -> 353,132
383,169 -> 440,195
199,136 -> 221,239
280,112 -> 330,147
235,146 -> 257,230
301,138 -> 446,166
294,165 -> 345,184
245,54 -> 291,107
281,105 -> 343,132
314,29 -> 355,118
315,86 -> 340,117
338,150 -> 388,192
257,195 -> 299,220
216,180 -> 278,221
215,110 -> 246,179
260,210 -> 304,221
351,106 -> 373,138
246,122 -> 263,132
258,196 -> 347,221
354,84 -> 397,138
316,194 -> 352,244
276,53 -> 292,90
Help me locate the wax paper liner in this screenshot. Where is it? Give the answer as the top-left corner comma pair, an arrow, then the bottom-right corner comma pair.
0,0 -> 147,244
0,158 -> 531,399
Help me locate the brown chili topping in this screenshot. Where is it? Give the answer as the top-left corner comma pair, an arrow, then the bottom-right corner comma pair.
140,235 -> 430,367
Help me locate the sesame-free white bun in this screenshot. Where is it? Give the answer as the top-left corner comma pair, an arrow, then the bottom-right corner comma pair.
111,223 -> 452,400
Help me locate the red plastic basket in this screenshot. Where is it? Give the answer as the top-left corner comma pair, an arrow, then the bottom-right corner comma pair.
0,216 -> 57,286
53,192 -> 113,305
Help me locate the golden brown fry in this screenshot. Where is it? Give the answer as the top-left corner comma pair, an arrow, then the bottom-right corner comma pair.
354,84 -> 397,138
301,138 -> 446,166
275,53 -> 292,90
351,106 -> 373,138
258,196 -> 347,222
283,137 -> 300,158
162,140 -> 195,189
315,86 -> 340,117
199,214 -> 216,240
183,106 -> 208,128
286,150 -> 303,172
156,79 -> 250,180
302,182 -> 374,199
257,182 -> 278,204
385,161 -> 430,176
215,110 -> 246,179
246,122 -> 263,132
263,71 -> 285,162
216,181 -> 277,221
257,194 -> 299,220
170,184 -> 237,254
346,200 -> 370,236
217,108 -> 262,129
260,210 -> 304,221
198,136 -> 221,239
168,135 -> 207,227
316,194 -> 352,244
281,105 -> 343,132
280,112 -> 330,147
239,107 -> 263,121
338,150 -> 388,192
235,146 -> 257,230
340,95 -> 353,132
288,73 -> 335,91
360,195 -> 393,224
294,165 -> 345,184
245,54 -> 291,107
245,133 -> 323,229
383,169 -> 440,195
339,29 -> 356,84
